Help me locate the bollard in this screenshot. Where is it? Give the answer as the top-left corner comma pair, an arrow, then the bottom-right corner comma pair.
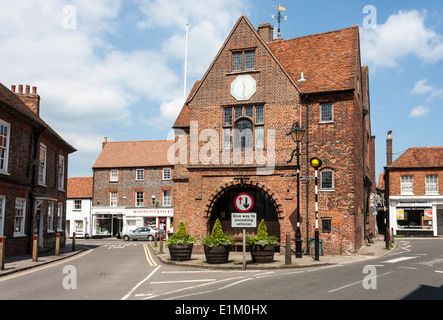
55,233 -> 60,256
72,232 -> 76,251
0,236 -> 5,270
32,234 -> 38,262
285,235 -> 292,265
154,234 -> 158,247
159,236 -> 164,254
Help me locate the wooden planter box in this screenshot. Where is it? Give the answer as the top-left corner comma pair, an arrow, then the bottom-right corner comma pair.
204,245 -> 231,264
168,243 -> 193,261
250,244 -> 276,263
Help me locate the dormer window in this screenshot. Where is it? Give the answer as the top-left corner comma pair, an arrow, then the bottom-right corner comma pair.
232,49 -> 255,71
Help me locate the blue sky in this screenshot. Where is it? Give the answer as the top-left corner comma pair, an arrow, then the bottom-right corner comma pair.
1,0 -> 442,181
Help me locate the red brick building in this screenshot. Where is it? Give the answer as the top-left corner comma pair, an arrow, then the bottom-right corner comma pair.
0,83 -> 76,255
172,16 -> 375,255
91,139 -> 174,237
383,140 -> 443,237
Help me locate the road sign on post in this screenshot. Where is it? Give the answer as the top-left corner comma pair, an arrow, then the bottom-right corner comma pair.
231,213 -> 257,228
234,193 -> 254,212
233,193 -> 257,270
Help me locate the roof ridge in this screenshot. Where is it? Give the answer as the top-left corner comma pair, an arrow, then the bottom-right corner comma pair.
272,24 -> 359,43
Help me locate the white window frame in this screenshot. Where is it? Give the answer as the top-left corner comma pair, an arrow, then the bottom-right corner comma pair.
38,143 -> 47,186
0,195 -> 5,236
136,169 -> 144,181
135,191 -> 144,207
14,198 -> 26,236
74,199 -> 82,210
110,169 -> 118,182
110,191 -> 118,207
320,170 -> 335,191
48,202 -> 54,232
401,175 -> 414,195
162,190 -> 171,207
0,119 -> 11,174
57,203 -> 63,230
425,175 -> 439,195
58,155 -> 65,191
163,168 -> 171,180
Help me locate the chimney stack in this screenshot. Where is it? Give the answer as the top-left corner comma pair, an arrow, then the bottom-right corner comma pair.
12,84 -> 41,117
257,23 -> 274,42
102,137 -> 108,149
386,130 -> 393,166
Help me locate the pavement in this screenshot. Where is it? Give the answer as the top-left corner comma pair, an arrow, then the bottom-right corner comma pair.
151,238 -> 395,270
0,237 -> 395,277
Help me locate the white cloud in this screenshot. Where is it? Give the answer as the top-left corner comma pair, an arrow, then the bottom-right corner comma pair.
361,10 -> 443,68
0,0 -> 252,176
409,105 -> 430,118
412,79 -> 443,100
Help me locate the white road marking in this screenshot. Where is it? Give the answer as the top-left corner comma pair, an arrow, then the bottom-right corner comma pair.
121,265 -> 161,300
151,279 -> 216,284
327,272 -> 393,293
383,256 -> 418,264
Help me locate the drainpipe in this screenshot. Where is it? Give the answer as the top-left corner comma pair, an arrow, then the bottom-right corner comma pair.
27,128 -> 43,253
305,94 -> 310,254
362,108 -> 368,244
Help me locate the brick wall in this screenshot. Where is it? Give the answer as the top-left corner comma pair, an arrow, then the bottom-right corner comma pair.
172,18 -> 375,255
93,167 -> 174,207
388,169 -> 443,196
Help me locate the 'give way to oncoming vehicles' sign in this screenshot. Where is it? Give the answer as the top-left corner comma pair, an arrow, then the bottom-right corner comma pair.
231,213 -> 257,228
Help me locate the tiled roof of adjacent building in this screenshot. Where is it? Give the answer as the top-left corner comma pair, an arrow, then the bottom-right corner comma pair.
67,177 -> 93,199
0,82 -> 76,153
92,140 -> 174,168
388,147 -> 443,168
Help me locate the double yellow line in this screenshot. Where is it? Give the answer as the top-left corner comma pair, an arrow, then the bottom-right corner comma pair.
143,243 -> 157,267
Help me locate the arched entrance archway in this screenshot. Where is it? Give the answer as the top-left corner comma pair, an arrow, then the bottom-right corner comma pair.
205,183 -> 281,241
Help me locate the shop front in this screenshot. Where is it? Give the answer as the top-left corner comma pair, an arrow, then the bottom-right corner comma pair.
390,198 -> 443,237
123,208 -> 173,236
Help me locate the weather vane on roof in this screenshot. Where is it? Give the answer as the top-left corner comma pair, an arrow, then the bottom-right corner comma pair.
272,4 -> 287,38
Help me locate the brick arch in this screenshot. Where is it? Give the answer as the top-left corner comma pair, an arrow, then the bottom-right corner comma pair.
204,180 -> 283,219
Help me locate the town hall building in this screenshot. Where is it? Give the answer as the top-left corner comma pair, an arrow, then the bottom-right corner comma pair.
171,16 -> 376,255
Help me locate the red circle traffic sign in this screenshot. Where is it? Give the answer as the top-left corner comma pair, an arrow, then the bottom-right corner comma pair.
234,193 -> 254,212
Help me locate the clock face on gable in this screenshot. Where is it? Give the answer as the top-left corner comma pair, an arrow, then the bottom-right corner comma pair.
230,75 -> 256,101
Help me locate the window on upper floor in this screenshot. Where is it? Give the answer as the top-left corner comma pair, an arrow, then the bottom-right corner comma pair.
110,191 -> 118,206
58,155 -> 65,191
320,170 -> 334,190
163,168 -> 171,180
38,143 -> 47,185
74,200 -> 82,210
136,169 -> 144,181
232,49 -> 255,71
162,190 -> 171,207
320,103 -> 333,123
401,175 -> 414,195
135,191 -> 144,207
0,119 -> 11,174
223,105 -> 264,150
110,169 -> 118,182
426,175 -> 439,195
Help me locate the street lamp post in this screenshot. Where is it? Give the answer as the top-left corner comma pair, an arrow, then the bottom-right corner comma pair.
287,122 -> 305,258
310,157 -> 323,261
